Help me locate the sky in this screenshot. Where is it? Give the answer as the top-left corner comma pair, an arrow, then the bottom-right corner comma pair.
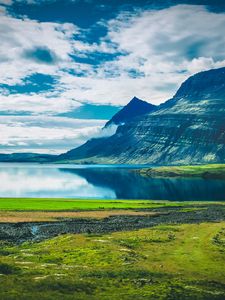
0,0 -> 225,154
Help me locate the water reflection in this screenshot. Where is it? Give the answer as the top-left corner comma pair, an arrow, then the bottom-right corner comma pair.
62,167 -> 225,201
0,164 -> 225,201
0,164 -> 115,198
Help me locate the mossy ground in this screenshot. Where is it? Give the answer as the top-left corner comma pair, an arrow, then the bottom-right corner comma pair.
0,222 -> 224,299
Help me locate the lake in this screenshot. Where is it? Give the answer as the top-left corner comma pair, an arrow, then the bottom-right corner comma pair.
0,163 -> 225,201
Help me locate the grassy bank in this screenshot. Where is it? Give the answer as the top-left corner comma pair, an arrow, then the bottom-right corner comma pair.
0,222 -> 224,299
140,164 -> 225,179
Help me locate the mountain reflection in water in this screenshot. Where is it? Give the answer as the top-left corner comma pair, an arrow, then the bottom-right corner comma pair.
0,164 -> 225,201
61,167 -> 225,201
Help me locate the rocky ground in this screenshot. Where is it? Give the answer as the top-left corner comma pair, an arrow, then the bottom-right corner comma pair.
0,204 -> 224,243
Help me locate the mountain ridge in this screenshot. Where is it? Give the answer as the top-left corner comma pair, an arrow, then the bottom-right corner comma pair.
1,67 -> 225,165
0,153 -> 56,163
58,67 -> 225,165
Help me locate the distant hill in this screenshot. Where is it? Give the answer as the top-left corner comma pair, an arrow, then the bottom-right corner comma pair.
58,67 -> 225,165
0,153 -> 56,163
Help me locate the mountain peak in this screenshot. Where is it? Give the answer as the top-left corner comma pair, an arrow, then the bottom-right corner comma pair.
105,97 -> 156,127
130,96 -> 142,102
128,96 -> 150,106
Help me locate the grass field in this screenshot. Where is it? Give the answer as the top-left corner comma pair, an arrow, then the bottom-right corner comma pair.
0,222 -> 224,299
140,164 -> 225,178
0,198 -> 221,211
0,198 -> 168,211
0,197 -> 224,299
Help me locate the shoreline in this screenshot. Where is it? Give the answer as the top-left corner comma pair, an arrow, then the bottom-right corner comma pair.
139,164 -> 225,179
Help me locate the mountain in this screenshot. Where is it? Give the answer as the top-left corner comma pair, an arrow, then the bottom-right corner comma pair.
0,153 -> 56,163
105,97 -> 156,127
58,67 -> 225,165
57,97 -> 156,162
0,97 -> 154,163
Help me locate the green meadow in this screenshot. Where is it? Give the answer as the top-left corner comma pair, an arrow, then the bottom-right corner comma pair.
0,198 -> 222,211
0,222 -> 224,299
0,197 -> 224,299
0,198 -> 178,211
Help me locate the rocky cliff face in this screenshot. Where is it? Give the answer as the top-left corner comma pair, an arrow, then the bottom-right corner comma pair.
59,67 -> 225,165
58,97 -> 156,162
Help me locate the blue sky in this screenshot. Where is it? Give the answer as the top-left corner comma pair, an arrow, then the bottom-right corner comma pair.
0,0 -> 225,153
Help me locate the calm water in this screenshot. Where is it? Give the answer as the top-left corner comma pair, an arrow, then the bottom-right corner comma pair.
0,163 -> 225,201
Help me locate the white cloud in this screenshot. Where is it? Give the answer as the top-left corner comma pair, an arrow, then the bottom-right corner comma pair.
0,116 -> 107,153
0,93 -> 81,114
1,4 -> 225,108
0,10 -> 79,85
97,5 -> 225,103
54,5 -> 225,105
1,4 -> 225,153
58,74 -> 175,105
185,57 -> 225,74
92,123 -> 118,139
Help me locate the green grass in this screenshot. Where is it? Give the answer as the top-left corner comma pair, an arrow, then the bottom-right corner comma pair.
0,198 -> 186,211
0,198 -> 223,211
0,222 -> 224,299
141,163 -> 225,178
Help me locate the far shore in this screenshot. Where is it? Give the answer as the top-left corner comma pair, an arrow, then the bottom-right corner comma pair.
139,163 -> 225,179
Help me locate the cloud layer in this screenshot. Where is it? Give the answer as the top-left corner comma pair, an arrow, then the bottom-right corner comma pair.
0,2 -> 225,153
1,4 -> 225,108
0,116 -> 107,153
